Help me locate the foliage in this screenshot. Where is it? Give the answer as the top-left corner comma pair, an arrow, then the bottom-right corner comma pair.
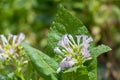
21,6 -> 111,80
0,0 -> 120,79
21,43 -> 58,80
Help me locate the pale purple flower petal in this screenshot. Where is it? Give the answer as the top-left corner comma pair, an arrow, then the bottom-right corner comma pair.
57,57 -> 75,73
82,35 -> 87,39
12,35 -> 17,45
17,33 -> 25,44
8,34 -> 13,41
81,35 -> 93,57
59,55 -> 75,69
65,55 -> 72,61
81,48 -> 90,57
60,34 -> 71,46
0,35 -> 8,45
54,47 -> 64,55
68,34 -> 76,44
63,34 -> 72,45
58,39 -> 73,53
58,34 -> 73,50
9,48 -> 14,54
82,35 -> 93,48
58,40 -> 65,47
62,35 -> 70,46
76,35 -> 82,46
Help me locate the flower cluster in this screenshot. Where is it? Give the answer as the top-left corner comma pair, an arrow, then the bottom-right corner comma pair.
0,33 -> 25,60
54,34 -> 93,73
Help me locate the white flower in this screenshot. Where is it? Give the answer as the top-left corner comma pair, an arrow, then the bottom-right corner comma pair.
54,34 -> 93,73
0,33 -> 25,60
57,55 -> 75,73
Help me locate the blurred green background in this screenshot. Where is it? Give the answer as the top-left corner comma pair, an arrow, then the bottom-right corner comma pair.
0,0 -> 120,80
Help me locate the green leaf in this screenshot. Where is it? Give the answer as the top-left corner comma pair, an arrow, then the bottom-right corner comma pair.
21,43 -> 58,80
86,45 -> 111,80
84,58 -> 97,80
47,5 -> 111,80
90,44 -> 112,58
62,66 -> 89,80
47,5 -> 90,57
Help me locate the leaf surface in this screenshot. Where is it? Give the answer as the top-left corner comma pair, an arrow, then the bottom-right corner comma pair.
47,6 -> 111,80
21,43 -> 58,80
